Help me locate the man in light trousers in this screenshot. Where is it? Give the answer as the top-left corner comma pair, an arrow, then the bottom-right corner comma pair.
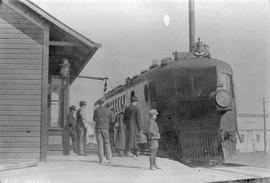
93,98 -> 113,163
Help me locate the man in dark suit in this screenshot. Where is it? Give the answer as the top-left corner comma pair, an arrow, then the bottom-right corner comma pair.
93,98 -> 113,163
76,101 -> 87,156
66,105 -> 77,153
124,96 -> 142,157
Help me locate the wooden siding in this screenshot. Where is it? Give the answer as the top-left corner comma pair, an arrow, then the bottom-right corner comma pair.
0,3 -> 43,162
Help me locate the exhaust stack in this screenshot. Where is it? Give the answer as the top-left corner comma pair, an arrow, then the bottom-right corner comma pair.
189,0 -> 195,52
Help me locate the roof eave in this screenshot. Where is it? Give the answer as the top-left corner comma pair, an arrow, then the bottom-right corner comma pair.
20,0 -> 102,49
70,47 -> 99,84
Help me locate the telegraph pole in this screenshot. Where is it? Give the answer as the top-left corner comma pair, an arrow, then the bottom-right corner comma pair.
263,97 -> 267,153
189,0 -> 195,52
260,96 -> 268,153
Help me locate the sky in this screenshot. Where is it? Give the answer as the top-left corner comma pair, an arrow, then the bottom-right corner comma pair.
31,0 -> 270,120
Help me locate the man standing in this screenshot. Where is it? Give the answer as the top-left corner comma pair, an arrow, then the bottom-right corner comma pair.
124,96 -> 142,157
76,101 -> 87,156
93,98 -> 113,163
66,105 -> 77,154
147,109 -> 161,170
115,108 -> 126,157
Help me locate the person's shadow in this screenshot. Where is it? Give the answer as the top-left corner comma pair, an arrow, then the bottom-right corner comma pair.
104,163 -> 147,170
81,160 -> 147,170
80,160 -> 100,163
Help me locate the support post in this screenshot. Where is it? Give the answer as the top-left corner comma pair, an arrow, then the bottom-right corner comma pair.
60,59 -> 71,155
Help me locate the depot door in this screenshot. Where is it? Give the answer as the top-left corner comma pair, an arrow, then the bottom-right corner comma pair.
48,76 -> 65,154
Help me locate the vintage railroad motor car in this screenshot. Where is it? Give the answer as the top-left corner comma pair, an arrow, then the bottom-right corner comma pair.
94,39 -> 238,164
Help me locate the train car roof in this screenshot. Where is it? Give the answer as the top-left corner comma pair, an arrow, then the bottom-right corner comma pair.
98,57 -> 233,103
173,57 -> 232,72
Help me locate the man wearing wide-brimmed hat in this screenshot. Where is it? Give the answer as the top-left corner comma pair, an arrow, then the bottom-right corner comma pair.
123,96 -> 142,157
76,100 -> 87,156
93,98 -> 113,163
147,109 -> 161,170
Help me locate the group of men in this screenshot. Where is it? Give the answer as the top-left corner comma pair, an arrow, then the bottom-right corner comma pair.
66,96 -> 161,170
93,96 -> 142,163
66,100 -> 89,156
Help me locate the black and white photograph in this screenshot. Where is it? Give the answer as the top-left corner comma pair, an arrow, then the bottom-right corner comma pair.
0,0 -> 269,182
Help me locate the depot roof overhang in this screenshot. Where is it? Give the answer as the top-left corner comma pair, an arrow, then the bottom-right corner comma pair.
18,0 -> 101,83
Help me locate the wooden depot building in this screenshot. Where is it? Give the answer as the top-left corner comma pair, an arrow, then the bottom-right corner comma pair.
0,0 -> 101,164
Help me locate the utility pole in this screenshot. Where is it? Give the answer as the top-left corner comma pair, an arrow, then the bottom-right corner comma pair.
259,96 -> 268,153
189,0 -> 195,52
263,97 -> 267,153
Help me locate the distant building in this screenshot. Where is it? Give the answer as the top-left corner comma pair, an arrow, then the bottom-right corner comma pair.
237,114 -> 270,152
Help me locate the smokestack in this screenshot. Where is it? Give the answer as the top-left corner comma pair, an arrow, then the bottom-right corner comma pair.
189,0 -> 195,52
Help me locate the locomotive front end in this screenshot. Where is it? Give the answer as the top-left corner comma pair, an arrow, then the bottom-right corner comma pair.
157,52 -> 237,165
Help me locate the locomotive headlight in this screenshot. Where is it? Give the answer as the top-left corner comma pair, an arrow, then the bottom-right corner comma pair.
214,89 -> 232,108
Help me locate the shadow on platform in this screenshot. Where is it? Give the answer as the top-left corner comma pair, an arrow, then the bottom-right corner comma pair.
104,163 -> 145,170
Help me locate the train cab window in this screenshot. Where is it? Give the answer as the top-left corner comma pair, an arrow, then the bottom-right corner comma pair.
218,72 -> 231,92
144,85 -> 149,103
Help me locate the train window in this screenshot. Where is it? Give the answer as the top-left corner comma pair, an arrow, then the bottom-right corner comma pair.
119,96 -> 122,111
117,98 -> 119,112
115,98 -> 117,112
123,95 -> 126,104
112,99 -> 114,112
149,81 -> 157,102
144,84 -> 149,103
114,98 -> 116,112
117,97 -> 120,112
218,72 -> 231,92
130,91 -> 135,101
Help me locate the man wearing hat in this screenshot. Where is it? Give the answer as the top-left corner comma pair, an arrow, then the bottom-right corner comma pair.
93,98 -> 113,163
76,101 -> 87,156
123,96 -> 142,157
66,105 -> 77,153
147,109 -> 161,170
